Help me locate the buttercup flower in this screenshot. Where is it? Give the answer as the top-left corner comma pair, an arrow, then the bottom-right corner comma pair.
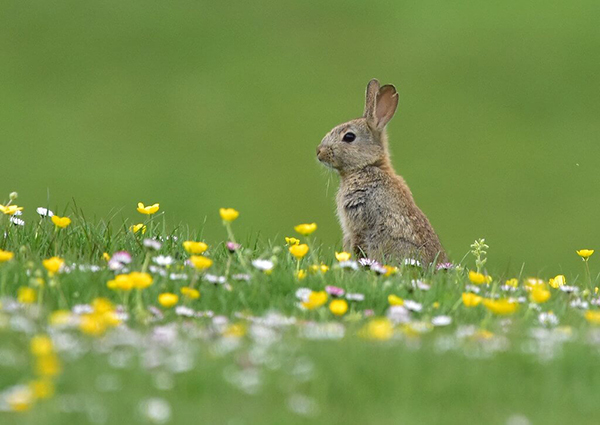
181,287 -> 200,300
107,274 -> 134,291
51,215 -> 71,228
329,299 -> 348,316
577,249 -> 594,259
468,271 -> 492,285
285,237 -> 300,246
130,223 -> 147,234
296,270 -> 307,280
190,255 -> 213,270
0,204 -> 23,215
0,249 -> 14,263
462,292 -> 482,307
30,335 -> 54,356
18,287 -> 36,303
289,244 -> 309,259
29,379 -> 55,400
361,318 -> 394,340
158,293 -> 179,308
309,264 -> 329,274
549,275 -> 566,289
530,286 -> 551,303
505,278 -> 519,288
294,223 -> 317,236
482,298 -> 518,315
585,310 -> 600,325
137,202 -> 160,215
43,257 -> 64,276
335,251 -> 351,262
219,208 -> 239,222
129,272 -> 153,289
183,241 -> 208,254
388,294 -> 404,306
302,291 -> 328,310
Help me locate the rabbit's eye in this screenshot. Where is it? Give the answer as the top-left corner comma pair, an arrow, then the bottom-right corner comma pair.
342,132 -> 356,142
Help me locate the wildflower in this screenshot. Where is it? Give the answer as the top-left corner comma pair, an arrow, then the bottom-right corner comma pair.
309,264 -> 329,274
361,318 -> 394,340
530,287 -> 551,303
302,291 -> 328,310
404,300 -> 423,312
43,257 -> 64,276
482,298 -> 518,315
36,207 -> 54,217
35,353 -> 61,376
432,301 -> 440,309
183,241 -> 208,254
189,255 -> 213,270
295,287 -> 312,302
10,216 -> 25,226
226,242 -> 240,253
584,310 -> 600,325
142,239 -> 161,251
18,287 -> 36,303
432,316 -> 452,326
294,223 -> 317,236
505,278 -> 519,288
219,208 -> 239,222
129,272 -> 153,289
107,274 -> 134,291
384,265 -> 399,276
289,244 -> 309,259
296,270 -> 307,280
5,386 -> 34,412
29,379 -> 55,399
329,299 -> 348,316
130,223 -> 147,234
577,249 -> 594,259
462,292 -> 482,307
0,204 -> 23,215
338,260 -> 359,270
285,237 -> 300,246
252,259 -> 274,272
79,314 -> 107,336
30,335 -> 54,356
325,285 -> 345,297
0,249 -> 14,262
335,251 -> 351,262
158,293 -> 178,308
539,311 -> 559,326
153,255 -> 174,267
49,310 -> 73,327
436,262 -> 455,271
345,293 -> 365,302
51,215 -> 71,228
402,258 -> 421,268
137,202 -> 159,215
180,287 -> 200,300
548,275 -> 566,289
468,271 -> 492,285
388,294 -> 404,306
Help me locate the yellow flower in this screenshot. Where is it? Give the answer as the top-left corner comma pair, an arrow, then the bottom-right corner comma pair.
35,353 -> 61,376
468,271 -> 492,285
0,249 -> 14,263
388,294 -> 404,306
285,237 -> 300,246
92,298 -> 114,314
549,275 -> 566,289
49,310 -> 72,327
30,379 -> 55,399
296,269 -> 307,280
224,323 -> 246,338
102,252 -> 111,262
329,299 -> 348,316
181,287 -> 200,300
294,223 -> 317,236
335,251 -> 351,262
505,278 -> 519,288
6,387 -> 34,412
18,287 -> 36,304
361,318 -> 394,340
384,265 -> 399,276
219,208 -> 239,222
130,223 -> 147,234
530,287 -> 551,303
137,202 -> 159,215
482,298 -> 518,315
79,314 -> 107,336
585,310 -> 600,325
183,241 -> 208,254
158,293 -> 179,308
577,249 -> 594,259
432,301 -> 440,309
0,204 -> 23,215
129,272 -> 153,289
309,264 -> 329,274
302,291 -> 328,309
42,257 -> 64,276
107,274 -> 134,291
462,292 -> 482,307
190,255 -> 213,270
51,215 -> 71,228
289,244 -> 309,259
30,335 -> 54,356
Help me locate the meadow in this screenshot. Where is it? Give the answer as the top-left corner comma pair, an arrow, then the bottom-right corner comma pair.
1,196 -> 600,424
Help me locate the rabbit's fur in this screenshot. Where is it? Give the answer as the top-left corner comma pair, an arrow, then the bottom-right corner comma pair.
317,79 -> 446,265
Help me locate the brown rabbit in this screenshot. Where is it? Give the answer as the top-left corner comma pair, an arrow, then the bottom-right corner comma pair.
316,79 -> 446,265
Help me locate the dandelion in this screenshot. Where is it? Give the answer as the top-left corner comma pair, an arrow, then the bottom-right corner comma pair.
0,249 -> 14,262
289,244 -> 309,259
0,204 -> 23,215
462,292 -> 482,307
181,287 -> 200,300
18,286 -> 36,303
468,271 -> 492,285
294,223 -> 317,236
130,223 -> 147,234
329,299 -> 348,316
190,255 -> 213,270
137,202 -> 160,215
183,241 -> 208,254
158,293 -> 179,308
361,318 -> 394,340
335,251 -> 351,262
219,208 -> 239,222
285,237 -> 300,246
51,215 -> 71,228
301,291 -> 328,310
43,257 -> 64,276
530,287 -> 551,303
482,298 -> 518,315
549,275 -> 566,289
388,294 -> 404,306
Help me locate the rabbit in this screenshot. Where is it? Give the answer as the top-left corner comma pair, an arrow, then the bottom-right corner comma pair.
316,79 -> 446,266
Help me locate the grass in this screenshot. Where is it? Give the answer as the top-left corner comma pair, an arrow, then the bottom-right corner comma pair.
1,202 -> 600,424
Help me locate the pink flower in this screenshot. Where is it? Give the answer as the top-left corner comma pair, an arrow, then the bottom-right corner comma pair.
325,285 -> 345,297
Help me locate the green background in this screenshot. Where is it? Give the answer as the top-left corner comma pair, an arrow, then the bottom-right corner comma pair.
1,0 -> 599,274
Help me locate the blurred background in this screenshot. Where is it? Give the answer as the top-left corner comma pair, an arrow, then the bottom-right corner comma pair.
1,0 -> 599,274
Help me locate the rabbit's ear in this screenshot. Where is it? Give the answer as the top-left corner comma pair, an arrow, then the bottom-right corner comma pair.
373,85 -> 398,130
363,79 -> 381,120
